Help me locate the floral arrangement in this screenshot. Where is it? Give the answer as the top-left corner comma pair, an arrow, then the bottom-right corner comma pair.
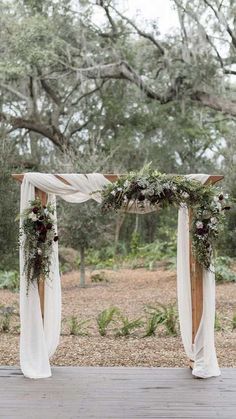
101,170 -> 230,269
20,197 -> 58,293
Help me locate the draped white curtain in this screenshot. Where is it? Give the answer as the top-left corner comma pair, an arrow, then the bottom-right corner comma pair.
19,172 -> 220,379
177,174 -> 220,378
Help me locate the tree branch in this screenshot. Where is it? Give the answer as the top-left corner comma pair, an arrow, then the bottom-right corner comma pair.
224,69 -> 236,76
40,78 -> 62,106
68,119 -> 92,138
0,83 -> 28,101
96,1 -> 118,35
79,61 -> 236,117
71,82 -> 105,106
191,91 -> 236,117
203,0 -> 236,49
0,112 -> 67,152
79,61 -> 165,101
173,0 -> 225,68
110,5 -> 165,55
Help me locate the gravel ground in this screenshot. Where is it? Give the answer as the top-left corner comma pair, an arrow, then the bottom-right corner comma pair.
0,268 -> 235,367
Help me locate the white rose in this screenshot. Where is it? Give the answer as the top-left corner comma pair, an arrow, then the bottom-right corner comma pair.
28,212 -> 37,221
37,248 -> 42,255
117,187 -> 122,192
210,217 -> 217,224
111,190 -> 116,196
196,221 -> 203,229
182,192 -> 189,199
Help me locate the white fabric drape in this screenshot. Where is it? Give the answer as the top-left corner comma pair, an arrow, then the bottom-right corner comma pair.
19,172 -> 220,379
177,174 -> 220,378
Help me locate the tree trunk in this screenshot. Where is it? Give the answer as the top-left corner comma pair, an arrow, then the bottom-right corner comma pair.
79,247 -> 86,287
114,213 -> 126,254
134,214 -> 139,233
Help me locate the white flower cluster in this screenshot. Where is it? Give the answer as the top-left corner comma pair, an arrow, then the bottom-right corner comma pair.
28,212 -> 37,222
196,221 -> 203,229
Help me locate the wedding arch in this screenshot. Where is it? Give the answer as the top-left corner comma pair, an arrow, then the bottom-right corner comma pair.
12,172 -> 224,380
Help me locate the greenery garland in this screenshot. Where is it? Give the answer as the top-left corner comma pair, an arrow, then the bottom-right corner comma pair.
101,170 -> 230,270
20,198 -> 58,294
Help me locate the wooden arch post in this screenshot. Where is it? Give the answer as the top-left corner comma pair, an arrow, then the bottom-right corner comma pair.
189,175 -> 224,355
13,173 -> 223,343
35,188 -> 48,321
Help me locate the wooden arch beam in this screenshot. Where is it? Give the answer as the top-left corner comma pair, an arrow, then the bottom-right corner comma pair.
12,173 -> 224,185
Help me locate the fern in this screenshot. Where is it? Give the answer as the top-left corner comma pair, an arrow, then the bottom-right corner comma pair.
97,307 -> 119,336
232,314 -> 236,330
145,303 -> 178,336
68,316 -> 90,336
144,312 -> 162,337
116,316 -> 143,337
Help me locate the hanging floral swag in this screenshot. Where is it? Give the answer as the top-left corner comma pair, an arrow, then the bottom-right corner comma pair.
20,198 -> 58,294
101,170 -> 230,270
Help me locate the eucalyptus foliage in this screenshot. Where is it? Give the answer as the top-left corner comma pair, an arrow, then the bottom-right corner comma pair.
101,170 -> 230,269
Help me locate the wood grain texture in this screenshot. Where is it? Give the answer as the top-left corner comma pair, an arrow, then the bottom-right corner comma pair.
0,367 -> 235,418
189,206 -> 204,344
35,188 -> 47,321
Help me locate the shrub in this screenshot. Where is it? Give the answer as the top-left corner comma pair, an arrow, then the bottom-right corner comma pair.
0,307 -> 16,333
125,238 -> 177,270
0,271 -> 19,292
215,257 -> 236,283
0,313 -> 11,333
130,231 -> 141,255
115,315 -> 143,337
67,316 -> 90,336
91,271 -> 108,283
85,248 -> 116,269
97,307 -> 119,336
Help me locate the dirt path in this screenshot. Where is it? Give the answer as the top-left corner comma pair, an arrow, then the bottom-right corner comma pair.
0,268 -> 235,367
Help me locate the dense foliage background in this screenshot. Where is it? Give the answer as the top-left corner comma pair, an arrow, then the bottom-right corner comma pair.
0,0 -> 236,272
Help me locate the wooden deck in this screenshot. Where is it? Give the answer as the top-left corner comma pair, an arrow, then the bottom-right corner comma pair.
0,367 -> 236,418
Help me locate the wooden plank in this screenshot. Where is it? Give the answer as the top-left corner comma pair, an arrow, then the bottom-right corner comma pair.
12,173 -> 224,184
35,188 -> 47,321
189,207 -> 204,345
0,367 -> 235,418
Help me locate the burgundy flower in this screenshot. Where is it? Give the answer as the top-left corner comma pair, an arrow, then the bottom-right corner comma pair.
196,225 -> 208,236
222,206 -> 231,211
39,215 -> 44,221
32,207 -> 39,214
38,231 -> 47,242
53,235 -> 59,242
218,193 -> 224,201
137,192 -> 145,201
46,223 -> 53,230
36,221 -> 46,232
